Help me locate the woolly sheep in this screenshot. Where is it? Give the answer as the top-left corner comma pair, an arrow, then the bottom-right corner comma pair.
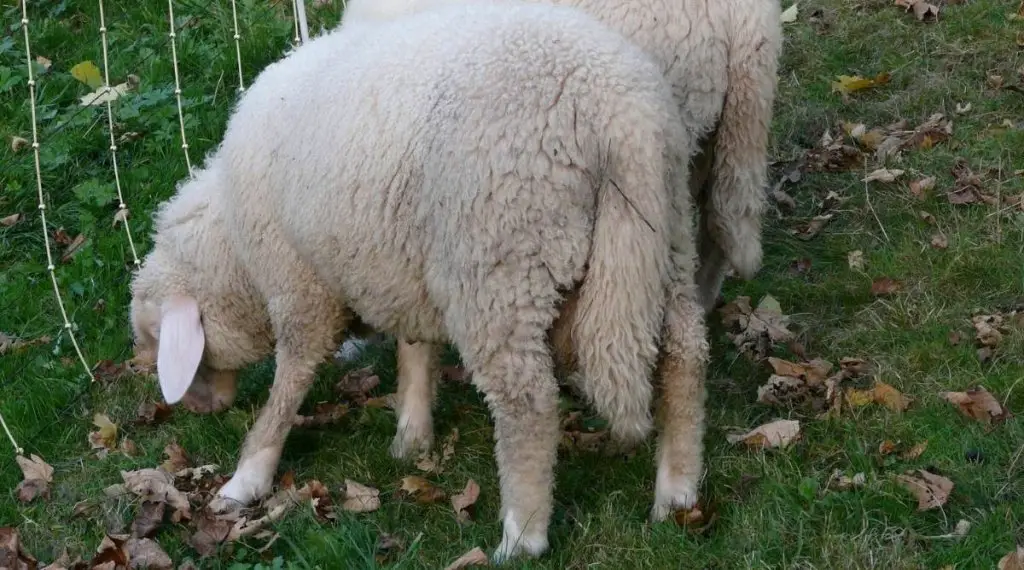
342,0 -> 784,311
129,2 -> 707,561
339,0 -> 781,524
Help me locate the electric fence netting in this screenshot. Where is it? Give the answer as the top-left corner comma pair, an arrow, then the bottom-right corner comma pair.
4,0 -> 314,458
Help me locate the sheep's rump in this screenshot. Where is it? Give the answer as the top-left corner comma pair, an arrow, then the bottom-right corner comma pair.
213,2 -> 681,344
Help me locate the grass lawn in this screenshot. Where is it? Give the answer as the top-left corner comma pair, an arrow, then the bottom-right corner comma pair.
2,0 -> 1023,567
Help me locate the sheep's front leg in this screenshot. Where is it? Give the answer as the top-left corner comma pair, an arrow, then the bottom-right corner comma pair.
389,339 -> 439,460
650,294 -> 710,522
212,351 -> 322,508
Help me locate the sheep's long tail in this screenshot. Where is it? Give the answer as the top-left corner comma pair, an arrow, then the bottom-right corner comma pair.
567,131 -> 676,447
705,7 -> 783,279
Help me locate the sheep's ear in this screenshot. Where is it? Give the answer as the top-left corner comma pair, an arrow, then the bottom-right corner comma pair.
156,295 -> 205,405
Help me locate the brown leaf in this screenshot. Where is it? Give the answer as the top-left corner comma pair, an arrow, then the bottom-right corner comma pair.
304,479 -> 337,521
415,428 -> 459,474
120,468 -> 191,521
773,188 -> 797,211
948,330 -> 963,345
897,469 -> 953,510
120,438 -> 142,457
919,210 -> 936,224
443,547 -> 489,570
940,386 -> 1012,424
294,402 -> 348,428
123,538 -> 173,570
15,453 -> 54,503
930,233 -> 948,249
1,213 -> 21,227
188,514 -> 234,557
0,332 -> 51,355
161,442 -> 190,473
719,294 -> 795,362
341,480 -> 381,513
60,233 -> 87,263
829,469 -> 866,490
89,413 -> 119,454
901,440 -> 928,460
10,136 -> 29,153
768,357 -> 833,386
726,419 -> 801,449
451,479 -> 481,523
847,381 -> 913,412
792,213 -> 833,240
0,527 -> 38,570
94,360 -> 131,382
88,534 -> 129,569
908,176 -> 936,199
399,475 -> 446,504
135,402 -> 173,426
999,546 -> 1024,570
862,168 -> 905,183
871,277 -> 901,296
788,257 -> 812,275
671,502 -> 719,534
334,366 -> 380,405
879,440 -> 898,455
972,314 -> 1004,349
131,500 -> 166,539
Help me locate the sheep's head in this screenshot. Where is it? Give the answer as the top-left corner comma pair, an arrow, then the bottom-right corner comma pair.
129,175 -> 273,413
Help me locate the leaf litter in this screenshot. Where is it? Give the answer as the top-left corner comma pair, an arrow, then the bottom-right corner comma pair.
451,479 -> 481,523
897,469 -> 953,510
15,454 -> 54,503
726,419 -> 801,449
940,386 -> 1012,424
718,294 -> 795,361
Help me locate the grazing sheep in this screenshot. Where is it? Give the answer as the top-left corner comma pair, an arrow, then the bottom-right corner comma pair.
341,0 -> 779,524
130,1 -> 705,561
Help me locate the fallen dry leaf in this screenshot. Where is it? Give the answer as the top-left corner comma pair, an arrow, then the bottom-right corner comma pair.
803,129 -> 865,172
123,537 -> 173,570
863,168 -> 905,183
1,213 -> 21,227
444,547 -> 489,570
846,381 -> 913,412
135,401 -> 173,425
15,453 -> 54,503
947,158 -> 997,206
940,386 -> 1012,424
874,114 -> 954,162
161,442 -> 190,473
416,428 -> 459,474
908,176 -> 936,199
879,440 -> 898,455
399,475 -> 446,505
848,250 -> 865,270
999,546 -> 1024,570
89,413 -> 119,456
788,257 -> 813,276
451,479 -> 481,523
10,136 -> 29,153
719,295 -> 795,361
132,500 -> 166,539
441,364 -> 472,384
831,72 -> 891,98
726,419 -> 801,449
871,277 -> 902,296
0,527 -> 37,570
930,233 -> 948,250
334,365 -> 381,405
341,479 -> 381,513
112,208 -> 129,228
60,233 -> 87,263
901,440 -> 928,460
829,470 -> 866,491
897,469 -> 953,511
121,468 -> 192,522
87,534 -> 130,569
294,402 -> 348,428
757,358 -> 836,410
780,2 -> 799,22
0,332 -> 52,356
560,429 -> 610,452
792,213 -> 833,240
895,0 -> 940,20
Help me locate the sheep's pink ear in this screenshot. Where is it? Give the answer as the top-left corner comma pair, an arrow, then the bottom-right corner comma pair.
156,295 -> 205,405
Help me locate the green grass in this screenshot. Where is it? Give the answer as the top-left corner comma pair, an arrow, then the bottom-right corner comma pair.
2,0 -> 1023,567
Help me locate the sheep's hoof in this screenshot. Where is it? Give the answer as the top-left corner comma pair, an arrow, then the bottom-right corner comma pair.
388,429 -> 434,461
649,478 -> 699,523
492,511 -> 549,564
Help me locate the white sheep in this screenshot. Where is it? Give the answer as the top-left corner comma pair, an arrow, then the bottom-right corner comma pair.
340,0 -> 781,524
129,2 -> 707,561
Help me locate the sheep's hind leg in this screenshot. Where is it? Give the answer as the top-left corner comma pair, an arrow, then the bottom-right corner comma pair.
212,283 -> 345,511
389,339 -> 439,460
650,292 -> 710,522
